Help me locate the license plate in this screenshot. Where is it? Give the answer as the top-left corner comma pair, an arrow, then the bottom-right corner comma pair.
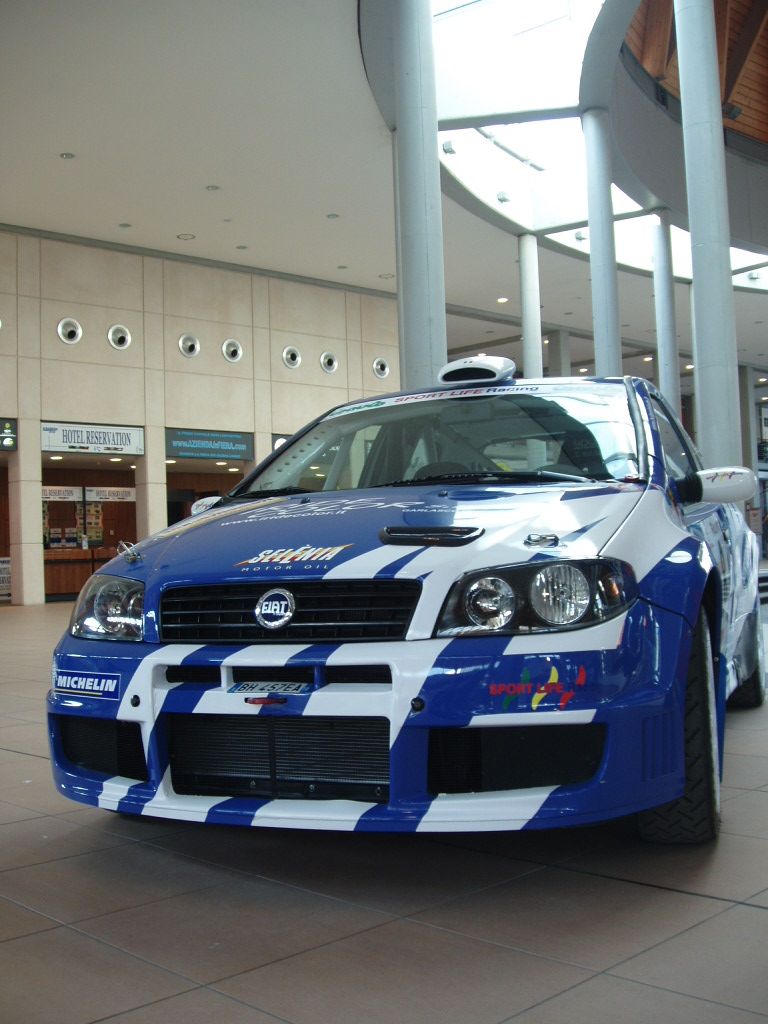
228,682 -> 311,695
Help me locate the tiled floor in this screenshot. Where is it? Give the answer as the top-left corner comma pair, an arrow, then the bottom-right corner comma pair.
1,602 -> 767,1024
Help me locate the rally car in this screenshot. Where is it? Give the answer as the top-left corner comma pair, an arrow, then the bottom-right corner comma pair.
48,356 -> 765,842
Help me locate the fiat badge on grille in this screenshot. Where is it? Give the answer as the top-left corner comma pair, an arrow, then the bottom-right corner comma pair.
254,588 -> 295,629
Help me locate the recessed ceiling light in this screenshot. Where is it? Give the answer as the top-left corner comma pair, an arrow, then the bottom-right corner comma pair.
119,223 -> 131,229
497,297 -> 509,304
485,330 -> 495,335
130,465 -> 136,470
236,244 -> 248,250
205,184 -> 220,191
543,338 -> 549,345
215,461 -> 227,466
379,273 -> 395,279
643,355 -> 653,362
337,264 -> 348,270
176,233 -> 195,240
165,459 -> 176,465
59,152 -> 75,159
222,218 -> 232,223
563,311 -> 573,316
579,367 -> 589,373
686,364 -> 695,370
109,457 -> 122,463
228,467 -> 240,473
50,455 -> 63,461
326,213 -> 340,219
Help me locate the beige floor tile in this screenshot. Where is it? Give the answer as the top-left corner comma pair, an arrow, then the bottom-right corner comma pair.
0,721 -> 49,757
720,789 -> 768,839
0,842 -> 234,922
722,751 -> 768,789
565,830 -> 768,900
746,887 -> 768,907
77,874 -> 392,983
152,825 -> 542,914
0,814 -> 129,871
215,918 -> 593,1024
55,804 -> 195,839
510,974 -> 768,1024
413,866 -> 730,970
422,821 -> 621,864
0,927 -> 194,1024
0,798 -> 44,824
611,904 -> 768,1014
0,895 -> 58,941
100,989 -> 281,1023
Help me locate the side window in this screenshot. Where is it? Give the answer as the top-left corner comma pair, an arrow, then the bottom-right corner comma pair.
652,399 -> 698,480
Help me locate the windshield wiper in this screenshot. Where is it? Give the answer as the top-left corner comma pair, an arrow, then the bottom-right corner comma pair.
224,486 -> 314,502
372,469 -> 597,487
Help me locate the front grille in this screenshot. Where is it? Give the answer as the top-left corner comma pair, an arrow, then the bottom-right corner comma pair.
428,724 -> 606,794
168,714 -> 390,801
56,715 -> 149,782
159,580 -> 420,644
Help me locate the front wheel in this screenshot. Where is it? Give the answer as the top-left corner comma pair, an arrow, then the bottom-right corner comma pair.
637,609 -> 721,844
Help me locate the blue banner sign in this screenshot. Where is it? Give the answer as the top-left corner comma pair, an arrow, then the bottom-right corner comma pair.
165,428 -> 254,461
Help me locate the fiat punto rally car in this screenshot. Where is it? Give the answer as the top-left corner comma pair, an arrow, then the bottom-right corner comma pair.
48,357 -> 765,842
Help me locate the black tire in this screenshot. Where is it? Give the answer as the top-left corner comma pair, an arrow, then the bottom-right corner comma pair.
637,609 -> 720,844
727,600 -> 765,709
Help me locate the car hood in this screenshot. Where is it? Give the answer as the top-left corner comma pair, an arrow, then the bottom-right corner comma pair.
111,482 -> 646,596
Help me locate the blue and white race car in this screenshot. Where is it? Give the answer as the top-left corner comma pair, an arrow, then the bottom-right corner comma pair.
48,356 -> 765,842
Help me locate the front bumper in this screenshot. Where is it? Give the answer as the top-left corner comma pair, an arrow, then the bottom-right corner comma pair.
48,601 -> 692,832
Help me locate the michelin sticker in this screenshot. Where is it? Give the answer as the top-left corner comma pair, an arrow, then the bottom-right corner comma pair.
54,671 -> 121,699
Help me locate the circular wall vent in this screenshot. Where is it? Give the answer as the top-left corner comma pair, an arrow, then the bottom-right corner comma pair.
178,333 -> 201,358
57,318 -> 82,345
107,324 -> 132,350
372,356 -> 390,379
282,346 -> 301,368
222,338 -> 243,363
320,351 -> 338,374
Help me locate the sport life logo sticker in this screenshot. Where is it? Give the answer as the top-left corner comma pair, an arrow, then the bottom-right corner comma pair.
488,665 -> 587,711
54,671 -> 121,699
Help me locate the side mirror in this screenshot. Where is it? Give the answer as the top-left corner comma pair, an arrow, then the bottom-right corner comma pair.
675,466 -> 756,504
190,495 -> 222,516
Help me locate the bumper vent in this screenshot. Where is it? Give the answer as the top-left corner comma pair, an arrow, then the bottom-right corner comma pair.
159,580 -> 420,644
428,724 -> 606,794
56,716 -> 148,782
168,714 -> 390,801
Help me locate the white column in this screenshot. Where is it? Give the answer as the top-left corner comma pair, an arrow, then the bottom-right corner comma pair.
392,0 -> 447,389
652,210 -> 681,415
674,0 -> 741,466
519,233 -> 543,377
738,365 -> 758,476
548,329 -> 572,377
581,107 -> 622,377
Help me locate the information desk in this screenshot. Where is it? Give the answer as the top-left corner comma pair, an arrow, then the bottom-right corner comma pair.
44,548 -> 117,599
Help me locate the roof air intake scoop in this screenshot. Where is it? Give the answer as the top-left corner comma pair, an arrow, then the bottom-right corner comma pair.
438,355 -> 518,385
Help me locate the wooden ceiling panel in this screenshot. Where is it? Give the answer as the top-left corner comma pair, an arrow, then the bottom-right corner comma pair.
626,0 -> 768,146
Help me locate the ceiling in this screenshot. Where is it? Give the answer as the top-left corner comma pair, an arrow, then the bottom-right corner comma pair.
1,0 -> 768,417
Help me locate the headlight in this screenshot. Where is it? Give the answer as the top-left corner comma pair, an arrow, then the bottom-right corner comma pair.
70,575 -> 144,641
436,559 -> 637,637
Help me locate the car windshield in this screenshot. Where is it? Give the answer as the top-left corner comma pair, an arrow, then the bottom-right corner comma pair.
235,383 -> 641,497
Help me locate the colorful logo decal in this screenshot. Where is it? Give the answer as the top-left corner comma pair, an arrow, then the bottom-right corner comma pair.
236,544 -> 352,566
254,588 -> 295,629
54,671 -> 121,699
488,665 -> 587,711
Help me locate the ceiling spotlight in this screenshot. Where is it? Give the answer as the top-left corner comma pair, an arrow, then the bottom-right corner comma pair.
50,455 -> 63,461
326,212 -> 340,219
59,152 -> 75,159
442,141 -> 456,154
579,367 -> 589,373
176,233 -> 196,240
686,364 -> 695,370
118,223 -> 131,229
497,297 -> 509,304
165,459 -> 177,465
574,230 -> 587,241
337,264 -> 348,270
643,355 -> 653,362
215,461 -> 227,466
759,377 -> 768,383
379,273 -> 395,279
497,192 -> 510,203
205,184 -> 220,191
236,244 -> 248,250
228,467 -> 240,473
